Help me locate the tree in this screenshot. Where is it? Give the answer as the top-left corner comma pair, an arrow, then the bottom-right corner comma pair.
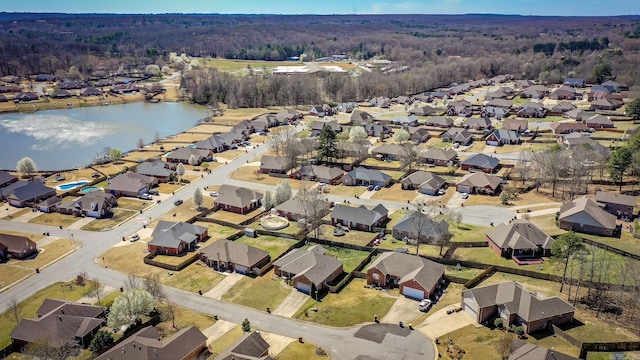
592,61 -> 612,83
608,145 -> 633,191
188,154 -> 199,166
107,288 -> 155,328
317,125 -> 337,163
16,157 -> 37,177
399,144 -> 419,172
154,131 -> 161,144
274,180 -> 292,206
109,149 -> 122,163
176,163 -> 186,183
161,301 -> 178,329
263,190 -> 273,210
193,188 -> 204,209
349,126 -> 368,142
4,298 -> 22,325
137,137 -> 145,149
499,191 -> 511,205
143,273 -> 165,302
88,330 -> 114,353
23,339 -> 77,360
393,129 -> 410,144
88,278 -> 105,307
242,318 -> 251,333
626,98 -> 640,120
494,334 -> 511,360
552,232 -> 586,293
124,275 -> 142,290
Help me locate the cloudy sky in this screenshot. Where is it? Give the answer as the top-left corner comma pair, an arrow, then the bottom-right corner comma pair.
3,0 -> 639,16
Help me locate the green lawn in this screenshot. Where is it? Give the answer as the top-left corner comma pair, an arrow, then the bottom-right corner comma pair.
277,342 -> 328,360
580,231 -> 640,257
360,158 -> 403,169
249,220 -> 303,236
221,270 -> 291,310
314,225 -> 377,246
381,169 -> 406,180
326,185 -> 367,198
449,224 -> 492,242
115,198 -> 150,212
293,278 -> 396,327
80,208 -> 137,231
235,235 -> 298,259
452,247 -> 557,275
301,244 -> 370,273
28,212 -> 81,227
207,326 -> 243,358
376,241 -> 443,257
163,262 -> 226,293
445,265 -> 485,281
192,222 -> 241,242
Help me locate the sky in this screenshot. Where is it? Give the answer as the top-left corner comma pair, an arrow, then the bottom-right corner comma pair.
2,0 -> 639,16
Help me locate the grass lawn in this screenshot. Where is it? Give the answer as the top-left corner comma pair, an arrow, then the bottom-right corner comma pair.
222,270 -> 291,310
157,196 -> 215,223
277,342 -> 328,360
0,265 -> 33,289
192,222 -> 241,241
80,208 -> 137,231
371,184 -> 417,203
208,208 -> 263,225
293,278 -> 396,327
381,170 -> 406,180
464,141 -> 487,153
2,208 -> 30,220
427,139 -> 453,149
463,189 -> 558,208
452,247 -> 557,275
228,166 -> 308,190
445,265 -> 485,281
377,241 -> 443,257
156,182 -> 183,194
28,212 -> 81,227
235,235 -> 298,259
207,326 -> 243,357
491,142 -> 551,154
115,197 -> 151,211
9,239 -> 77,270
302,244 -> 370,273
121,150 -> 164,163
449,224 -> 492,242
386,209 -> 409,228
314,225 -> 377,246
360,158 -> 403,170
249,220 -> 303,236
155,302 -> 216,337
154,252 -> 199,266
580,231 -> 640,257
98,291 -> 121,308
325,185 -> 366,198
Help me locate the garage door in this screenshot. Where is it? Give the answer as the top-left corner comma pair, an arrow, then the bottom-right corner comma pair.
487,141 -> 499,147
463,297 -> 478,320
235,265 -> 248,275
403,286 -> 425,300
296,282 -> 311,294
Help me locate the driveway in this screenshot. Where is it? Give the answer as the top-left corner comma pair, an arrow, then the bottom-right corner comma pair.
260,332 -> 295,357
417,306 -> 475,340
203,272 -> 244,300
272,289 -> 309,317
12,209 -> 42,223
381,296 -> 422,324
202,320 -> 237,346
458,205 -> 516,226
446,191 -> 466,208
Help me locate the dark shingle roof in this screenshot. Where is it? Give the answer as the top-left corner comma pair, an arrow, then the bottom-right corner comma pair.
486,219 -> 554,251
595,191 -> 636,207
461,154 -> 500,169
216,185 -> 263,209
331,204 -> 388,226
346,168 -> 392,184
199,239 -> 269,268
367,252 -> 445,292
149,221 -> 207,248
273,245 -> 343,286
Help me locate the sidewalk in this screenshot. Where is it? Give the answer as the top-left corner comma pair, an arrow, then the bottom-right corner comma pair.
272,289 -> 309,317
203,273 -> 243,300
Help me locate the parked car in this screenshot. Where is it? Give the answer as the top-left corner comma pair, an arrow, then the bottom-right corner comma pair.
139,193 -> 153,200
130,234 -> 140,242
461,192 -> 469,199
419,299 -> 432,312
174,199 -> 183,206
437,188 -> 446,195
453,143 -> 460,149
209,191 -> 218,197
367,184 -> 375,191
148,189 -> 159,195
374,185 -> 382,191
395,247 -> 409,253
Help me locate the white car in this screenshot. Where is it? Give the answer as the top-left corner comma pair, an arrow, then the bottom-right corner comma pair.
130,234 -> 140,242
419,299 -> 432,312
461,192 -> 469,199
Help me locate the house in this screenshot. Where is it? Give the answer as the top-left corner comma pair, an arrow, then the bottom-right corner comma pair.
216,331 -> 272,360
148,221 -> 208,256
392,95 -> 412,105
424,116 -> 453,128
558,133 -> 600,149
508,340 -> 579,360
110,83 -> 139,94
390,115 -> 419,127
366,252 -> 445,300
463,117 -> 492,131
351,109 -> 374,125
0,170 -> 18,188
80,87 -> 102,97
371,144 -> 405,161
456,172 -> 502,195
297,165 -> 344,184
231,120 -> 254,136
486,98 -> 513,109
105,173 -> 157,197
215,185 -> 263,214
13,92 -> 39,102
95,326 -> 207,360
0,75 -> 20,83
336,102 -> 356,113
310,119 -> 342,136
260,155 -> 292,176
58,192 -> 117,219
38,196 -> 62,213
564,109 -> 590,121
0,85 -> 21,93
520,85 -> 549,100
515,80 -> 536,89
486,219 -> 555,261
342,167 -> 393,187
408,126 -> 431,143
199,239 -> 270,275
369,96 -> 391,108
409,105 -> 438,116
485,90 -> 510,101
35,74 -> 56,82
194,134 -> 233,153
59,80 -> 87,90
486,129 -> 521,146
50,89 -> 73,99
0,233 -> 37,260
273,245 -> 343,294
0,94 -> 7,102
549,122 -> 589,134
582,114 -> 614,129
501,119 -> 528,133
276,109 -> 303,123
461,282 -> 576,334
550,86 -> 577,100
335,141 -> 369,160
10,299 -> 104,350
273,197 -> 331,221
559,196 -> 617,236
601,80 -> 623,93
563,78 -> 586,88
446,100 -> 473,117
401,171 -> 446,195
310,104 -> 333,117
460,153 -> 500,173
481,106 -> 510,119
549,102 -> 577,114
590,98 -> 621,111
251,114 -> 279,132
419,148 -> 458,167
442,127 -> 473,145
516,102 -> 546,118
4,181 -> 56,207
595,191 -> 636,219
363,123 -> 392,138
332,204 -> 388,232
136,160 -> 177,182
165,146 -> 211,165
392,211 -> 451,243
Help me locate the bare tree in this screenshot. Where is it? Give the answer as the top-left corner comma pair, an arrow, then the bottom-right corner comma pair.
162,300 -> 178,329
154,131 -> 161,144
88,278 -> 105,307
137,137 -> 145,149
23,339 -> 77,360
514,150 -> 533,184
494,334 -> 512,360
4,298 -> 23,325
124,274 -> 142,290
271,126 -> 295,156
399,143 -> 419,173
144,273 -> 166,303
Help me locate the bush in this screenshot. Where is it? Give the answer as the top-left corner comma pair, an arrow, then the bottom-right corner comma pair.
494,318 -> 503,328
514,326 -> 525,335
88,330 -> 114,353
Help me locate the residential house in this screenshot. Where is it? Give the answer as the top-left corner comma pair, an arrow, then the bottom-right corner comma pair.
390,115 -> 419,127
549,122 -> 589,134
486,129 -> 521,146
199,239 -> 270,275
424,116 -> 453,128
310,104 -> 332,117
0,75 -> 20,83
310,119 -> 342,136
0,233 -> 37,260
392,95 -> 412,105
446,100 -> 473,117
409,105 -> 438,116
273,197 -> 331,221
3,181 -> 56,207
194,134 -> 233,153
273,245 -> 343,294
442,127 -> 473,145
401,171 -> 446,195
50,89 -> 73,99
501,119 -> 529,133
0,170 -> 18,188
369,96 -> 391,108
460,154 -> 500,173
583,114 -> 615,129
0,85 -> 20,93
558,133 -> 608,154
366,252 -> 445,300
331,203 -> 388,232
105,173 -> 157,197
165,146 -> 211,165
335,142 -> 368,160
456,172 -> 502,195
595,191 -> 636,219
95,326 -> 207,360
463,117 -> 492,131
482,106 -> 510,119
215,185 -> 263,214
231,120 -> 254,136
38,196 -> 61,213
336,102 -> 356,113
297,165 -> 344,184
564,109 -> 591,121
515,80 -> 536,89
0,94 -> 7,102
508,340 -> 579,360
351,109 -> 374,125
363,123 -> 392,138
461,282 -> 576,334
371,144 -> 405,161
563,78 -> 586,88
392,211 -> 451,243
489,74 -> 512,84
10,299 -> 104,350
485,90 -> 510,101
486,219 -> 555,261
34,74 -> 56,82
13,92 -> 39,102
58,192 -> 117,219
275,108 -> 303,123
80,87 -> 102,97
148,221 -> 208,256
550,86 -> 577,100
549,102 -> 577,114
601,80 -> 623,93
58,80 -> 87,90
342,167 -> 393,187
486,98 -> 513,109
448,83 -> 471,96
419,148 -> 458,167
559,196 -> 617,236
136,160 -> 177,182
216,331 -> 272,360
251,114 -> 279,132
516,102 -> 546,118
520,85 -> 549,100
110,83 -> 139,94
590,98 -> 621,111
408,126 -> 431,143
260,155 -> 292,176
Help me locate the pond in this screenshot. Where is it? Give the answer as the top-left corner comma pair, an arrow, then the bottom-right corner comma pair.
0,102 -> 208,171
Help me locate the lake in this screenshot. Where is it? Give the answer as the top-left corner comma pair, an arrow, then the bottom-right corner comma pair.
0,102 -> 208,171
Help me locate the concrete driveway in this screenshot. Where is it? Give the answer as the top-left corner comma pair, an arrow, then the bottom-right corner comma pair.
417,306 -> 475,340
446,192 -> 466,208
381,296 -> 422,324
203,320 -> 237,346
203,272 -> 244,300
272,289 -> 309,317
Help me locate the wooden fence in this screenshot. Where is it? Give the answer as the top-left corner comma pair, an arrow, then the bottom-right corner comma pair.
143,252 -> 199,271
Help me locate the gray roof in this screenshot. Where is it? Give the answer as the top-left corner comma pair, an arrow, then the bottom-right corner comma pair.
559,196 -> 617,230
105,172 -> 155,193
444,127 -> 473,143
519,101 -> 545,110
595,191 -> 636,207
216,185 -> 263,209
486,98 -> 512,108
509,340 -> 578,360
302,165 -> 344,181
501,119 -> 528,132
486,219 -> 554,251
311,119 -> 341,132
456,172 -> 502,190
346,167 -> 392,184
425,116 -> 453,127
584,114 -> 614,126
136,160 -> 177,178
260,155 -> 291,171
461,153 -> 500,169
402,171 -> 446,190
332,203 -> 388,226
463,282 -> 575,322
217,331 -> 272,360
393,211 -> 450,240
199,240 -> 269,268
367,252 -> 445,292
58,192 -> 117,213
273,245 -> 343,286
274,197 -> 330,217
5,181 -> 55,201
490,129 -> 521,141
550,102 -> 576,112
351,110 -> 373,124
194,134 -> 228,150
166,146 -> 210,161
149,221 -> 207,248
0,233 -> 37,254
372,144 -> 404,157
391,115 -> 418,124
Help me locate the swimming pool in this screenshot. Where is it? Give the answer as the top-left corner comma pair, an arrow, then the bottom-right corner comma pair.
57,180 -> 90,191
80,186 -> 102,193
